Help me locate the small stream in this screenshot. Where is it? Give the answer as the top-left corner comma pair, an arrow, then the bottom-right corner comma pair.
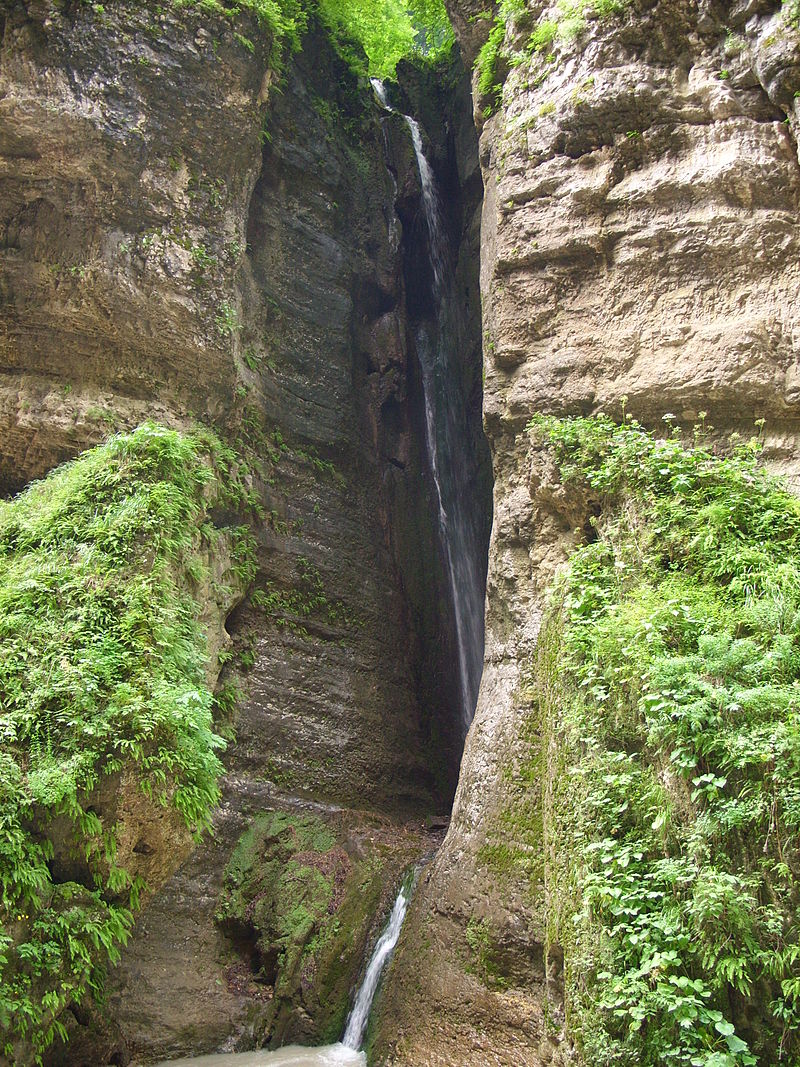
341,878 -> 412,1049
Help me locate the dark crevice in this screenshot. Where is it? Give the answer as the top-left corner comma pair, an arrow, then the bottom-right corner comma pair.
391,53 -> 493,795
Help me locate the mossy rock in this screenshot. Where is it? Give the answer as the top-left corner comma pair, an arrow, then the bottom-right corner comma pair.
216,810 -> 398,1045
0,422 -> 256,1065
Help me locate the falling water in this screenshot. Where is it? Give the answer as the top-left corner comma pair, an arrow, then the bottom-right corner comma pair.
147,86 -> 477,1067
372,80 -> 485,731
154,884 -> 412,1066
341,880 -> 412,1051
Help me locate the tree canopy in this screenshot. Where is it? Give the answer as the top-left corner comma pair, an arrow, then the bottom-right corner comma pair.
186,0 -> 455,77
319,0 -> 455,76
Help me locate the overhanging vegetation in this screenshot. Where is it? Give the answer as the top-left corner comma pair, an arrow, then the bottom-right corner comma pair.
532,415 -> 800,1067
0,424 -> 256,1061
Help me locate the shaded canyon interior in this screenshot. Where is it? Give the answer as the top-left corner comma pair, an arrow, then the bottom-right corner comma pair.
1,0 -> 800,1064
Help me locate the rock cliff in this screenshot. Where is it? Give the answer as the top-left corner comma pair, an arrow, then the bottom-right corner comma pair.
375,0 -> 800,1063
4,0 -> 800,1061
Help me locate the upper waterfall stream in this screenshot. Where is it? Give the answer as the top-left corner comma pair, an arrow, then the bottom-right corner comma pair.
143,86 -> 477,1067
372,78 -> 485,731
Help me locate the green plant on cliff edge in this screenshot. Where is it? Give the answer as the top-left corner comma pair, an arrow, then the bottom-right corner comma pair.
171,0 -> 453,76
530,414 -> 800,1067
174,0 -> 309,66
475,0 -> 525,112
477,0 -> 628,116
0,424 -> 257,1061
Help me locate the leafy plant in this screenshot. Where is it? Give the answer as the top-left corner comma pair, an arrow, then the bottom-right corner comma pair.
317,0 -> 453,77
171,0 -> 452,76
0,424 -> 256,1061
476,15 -> 508,109
215,300 -> 239,337
530,414 -> 800,1067
479,0 -> 629,115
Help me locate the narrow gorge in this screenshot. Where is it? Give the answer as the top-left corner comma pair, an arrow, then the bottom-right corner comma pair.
1,0 -> 799,1065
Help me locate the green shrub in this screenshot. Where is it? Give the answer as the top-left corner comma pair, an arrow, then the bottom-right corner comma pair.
530,415 -> 800,1067
317,0 -> 454,77
170,0 -> 453,77
476,16 -> 507,108
0,423 -> 256,1061
530,17 -> 558,50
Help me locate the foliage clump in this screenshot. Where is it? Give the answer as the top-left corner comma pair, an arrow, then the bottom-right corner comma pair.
532,414 -> 800,1067
477,0 -> 627,116
171,0 -> 453,77
0,423 -> 256,1061
475,0 -> 525,112
319,0 -> 454,77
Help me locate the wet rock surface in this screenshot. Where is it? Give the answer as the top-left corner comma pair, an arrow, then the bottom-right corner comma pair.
376,0 -> 800,1063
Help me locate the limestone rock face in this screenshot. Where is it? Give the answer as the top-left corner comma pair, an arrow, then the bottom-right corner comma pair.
377,0 -> 800,1063
0,0 -> 269,492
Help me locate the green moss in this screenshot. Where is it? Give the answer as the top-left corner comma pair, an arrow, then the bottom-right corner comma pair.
530,17 -> 558,51
0,423 -> 257,1062
476,701 -> 545,891
529,414 -> 800,1067
217,811 -> 388,1043
464,917 -> 509,990
479,0 -> 627,116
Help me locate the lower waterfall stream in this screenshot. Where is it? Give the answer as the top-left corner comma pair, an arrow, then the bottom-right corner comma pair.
153,882 -> 411,1066
341,878 -> 413,1050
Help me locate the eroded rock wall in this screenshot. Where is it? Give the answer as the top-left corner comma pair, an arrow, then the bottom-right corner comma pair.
0,0 -> 269,490
376,0 -> 800,1063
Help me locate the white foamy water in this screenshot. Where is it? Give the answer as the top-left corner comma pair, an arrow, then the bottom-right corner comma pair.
153,1044 -> 365,1067
341,882 -> 411,1050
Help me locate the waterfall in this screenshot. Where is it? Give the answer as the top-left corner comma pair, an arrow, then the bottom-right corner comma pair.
341,881 -> 412,1051
372,80 -> 485,732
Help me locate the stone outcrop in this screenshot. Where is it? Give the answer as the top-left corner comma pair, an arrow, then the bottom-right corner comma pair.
0,0 -> 268,492
375,0 -> 800,1063
0,3 -> 482,1062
